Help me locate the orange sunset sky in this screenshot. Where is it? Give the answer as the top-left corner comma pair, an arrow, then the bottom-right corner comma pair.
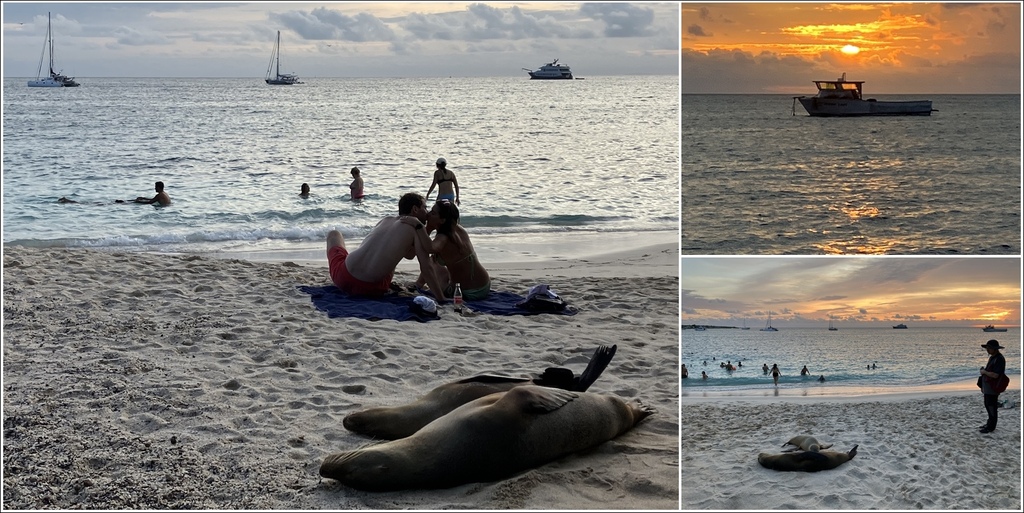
682,2 -> 1022,93
681,257 -> 1022,328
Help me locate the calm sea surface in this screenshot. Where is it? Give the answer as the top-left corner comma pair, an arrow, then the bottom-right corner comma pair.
682,326 -> 1019,392
2,76 -> 678,254
682,94 -> 1022,255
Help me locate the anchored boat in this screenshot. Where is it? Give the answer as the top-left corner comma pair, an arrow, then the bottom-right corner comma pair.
522,58 -> 574,80
794,73 -> 933,117
265,31 -> 301,85
27,12 -> 78,87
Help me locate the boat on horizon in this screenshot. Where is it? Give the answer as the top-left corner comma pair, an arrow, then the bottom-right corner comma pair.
265,31 -> 301,85
893,323 -> 909,329
760,311 -> 779,332
522,58 -> 575,80
794,73 -> 933,117
740,318 -> 751,330
694,326 -> 707,331
27,12 -> 79,87
983,324 -> 1008,332
828,317 -> 838,331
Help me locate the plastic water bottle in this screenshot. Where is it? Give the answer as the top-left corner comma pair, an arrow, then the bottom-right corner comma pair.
453,283 -> 463,314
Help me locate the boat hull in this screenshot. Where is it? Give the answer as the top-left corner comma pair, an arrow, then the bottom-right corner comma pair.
983,328 -> 1008,332
27,79 -> 63,87
528,73 -> 573,80
798,97 -> 932,117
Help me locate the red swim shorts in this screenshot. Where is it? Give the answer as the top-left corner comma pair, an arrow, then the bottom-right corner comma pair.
328,246 -> 393,297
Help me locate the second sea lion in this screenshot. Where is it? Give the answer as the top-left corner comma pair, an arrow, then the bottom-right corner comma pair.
758,445 -> 858,472
343,344 -> 616,440
781,435 -> 833,453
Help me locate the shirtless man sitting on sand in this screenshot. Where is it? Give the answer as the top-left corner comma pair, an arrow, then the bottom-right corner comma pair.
326,192 -> 446,300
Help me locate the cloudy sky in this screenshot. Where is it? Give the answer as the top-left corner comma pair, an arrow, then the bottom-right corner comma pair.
1,2 -> 679,78
682,257 -> 1021,328
682,2 -> 1021,93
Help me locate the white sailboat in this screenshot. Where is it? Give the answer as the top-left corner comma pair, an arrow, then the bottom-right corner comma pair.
265,31 -> 301,85
760,311 -> 779,332
740,318 -> 750,330
27,12 -> 79,87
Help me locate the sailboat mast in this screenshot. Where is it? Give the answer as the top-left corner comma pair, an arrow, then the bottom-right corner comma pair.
276,31 -> 281,78
48,12 -> 55,76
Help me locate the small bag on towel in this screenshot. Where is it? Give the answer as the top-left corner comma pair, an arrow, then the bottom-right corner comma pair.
409,296 -> 440,319
516,284 -> 569,312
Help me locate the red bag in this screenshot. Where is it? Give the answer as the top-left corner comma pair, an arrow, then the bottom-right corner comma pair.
985,374 -> 1011,394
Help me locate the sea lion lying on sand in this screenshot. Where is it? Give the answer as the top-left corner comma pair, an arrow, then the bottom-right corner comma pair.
781,435 -> 833,453
758,445 -> 858,472
321,385 -> 653,491
343,344 -> 616,440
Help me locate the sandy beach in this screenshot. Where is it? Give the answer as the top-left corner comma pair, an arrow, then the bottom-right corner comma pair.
2,239 -> 679,510
682,389 -> 1022,510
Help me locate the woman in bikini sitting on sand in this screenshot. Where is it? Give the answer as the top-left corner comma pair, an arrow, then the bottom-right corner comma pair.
415,199 -> 490,300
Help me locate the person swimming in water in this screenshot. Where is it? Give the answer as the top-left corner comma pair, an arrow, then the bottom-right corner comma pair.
300,183 -> 311,198
135,181 -> 171,206
350,167 -> 364,200
800,365 -> 809,376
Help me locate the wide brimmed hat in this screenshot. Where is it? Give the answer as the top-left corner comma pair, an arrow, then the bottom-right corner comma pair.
982,339 -> 1004,350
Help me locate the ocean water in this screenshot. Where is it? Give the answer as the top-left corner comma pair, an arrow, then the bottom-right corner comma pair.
681,94 -> 1022,255
2,76 -> 678,254
682,326 -> 1019,392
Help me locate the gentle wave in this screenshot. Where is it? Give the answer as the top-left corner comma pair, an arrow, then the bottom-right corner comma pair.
2,76 -> 679,252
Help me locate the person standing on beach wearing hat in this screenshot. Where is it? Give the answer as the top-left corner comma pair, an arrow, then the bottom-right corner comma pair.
979,339 -> 1006,434
426,157 -> 460,206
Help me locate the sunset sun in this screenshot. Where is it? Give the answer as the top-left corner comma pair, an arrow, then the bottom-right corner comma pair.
841,44 -> 860,55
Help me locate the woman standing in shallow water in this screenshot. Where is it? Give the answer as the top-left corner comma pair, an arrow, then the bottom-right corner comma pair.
426,157 -> 460,206
979,339 -> 1006,434
349,167 -> 364,200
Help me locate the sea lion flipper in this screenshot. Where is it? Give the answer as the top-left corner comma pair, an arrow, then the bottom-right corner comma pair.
533,344 -> 617,392
819,443 -> 833,450
505,386 -> 577,413
572,344 -> 617,392
534,367 -> 575,389
455,375 -> 532,385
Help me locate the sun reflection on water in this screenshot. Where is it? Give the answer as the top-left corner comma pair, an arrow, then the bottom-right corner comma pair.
812,238 -> 901,255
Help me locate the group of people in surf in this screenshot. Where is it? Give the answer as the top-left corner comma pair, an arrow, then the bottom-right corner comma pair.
682,359 -> 831,384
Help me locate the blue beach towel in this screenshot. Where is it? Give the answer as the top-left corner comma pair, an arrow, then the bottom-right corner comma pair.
298,286 -> 439,323
299,286 -> 577,321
